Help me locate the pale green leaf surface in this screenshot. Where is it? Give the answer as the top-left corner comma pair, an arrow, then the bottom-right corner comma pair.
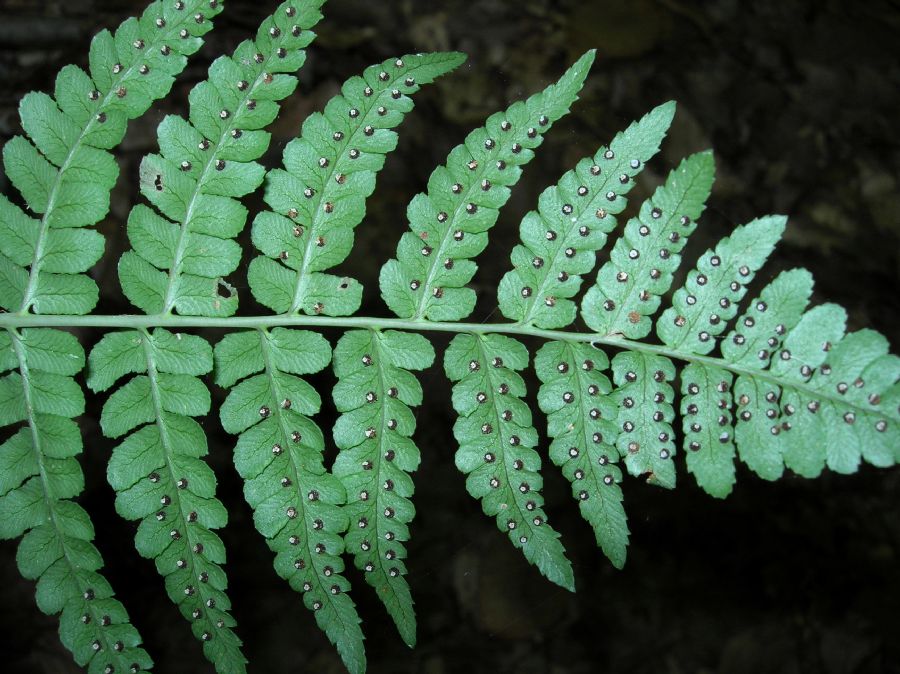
30,371 -> 85,417
382,51 -> 595,321
101,375 -> 153,438
534,341 -> 627,567
0,195 -> 38,266
657,216 -> 785,353
331,329 -> 434,645
445,333 -> 574,591
87,330 -> 144,392
722,269 -> 814,367
32,273 -> 99,315
610,351 -> 677,488
681,363 -> 736,498
216,326 -> 365,674
99,327 -> 242,674
150,328 -> 213,375
500,101 -> 675,329
250,51 -> 465,317
724,269 -> 813,479
121,0 -> 323,324
214,331 -> 264,389
19,328 -> 85,376
582,151 -> 715,337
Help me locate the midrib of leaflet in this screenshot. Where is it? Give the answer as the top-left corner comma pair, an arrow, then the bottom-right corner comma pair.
288,71 -> 414,314
140,330 -> 232,643
257,329 -> 358,632
160,51 -> 277,314
11,330 -> 136,668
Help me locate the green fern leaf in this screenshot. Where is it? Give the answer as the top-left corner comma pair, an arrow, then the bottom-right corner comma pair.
1,330 -> 152,674
90,328 -> 245,673
214,328 -> 366,674
657,215 -> 785,353
724,269 -> 813,479
499,101 -> 674,329
120,0 -> 323,317
445,333 -> 575,591
655,216 -> 784,495
2,12 -> 899,672
2,0 -> 223,315
609,350 -> 678,488
534,341 -> 628,568
380,51 -> 596,321
767,308 -> 900,478
331,329 -> 435,647
679,362 -> 737,497
582,151 -> 715,337
94,6 -> 329,668
248,51 -> 465,316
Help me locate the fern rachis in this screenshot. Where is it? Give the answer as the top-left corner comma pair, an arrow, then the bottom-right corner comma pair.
0,1 -> 897,673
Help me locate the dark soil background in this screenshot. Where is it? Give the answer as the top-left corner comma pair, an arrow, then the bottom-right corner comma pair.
1,0 -> 899,672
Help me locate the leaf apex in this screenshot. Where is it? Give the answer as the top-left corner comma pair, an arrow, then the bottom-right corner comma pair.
652,99 -> 677,123
571,48 -> 597,76
444,50 -> 468,68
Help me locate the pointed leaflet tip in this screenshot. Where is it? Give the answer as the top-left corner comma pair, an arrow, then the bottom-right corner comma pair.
440,50 -> 468,71
553,49 -> 596,99
399,51 -> 468,84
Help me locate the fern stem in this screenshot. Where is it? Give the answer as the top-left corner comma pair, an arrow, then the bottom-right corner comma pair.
0,312 -> 882,421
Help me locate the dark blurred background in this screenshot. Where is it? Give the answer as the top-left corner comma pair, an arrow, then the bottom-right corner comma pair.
1,0 -> 899,672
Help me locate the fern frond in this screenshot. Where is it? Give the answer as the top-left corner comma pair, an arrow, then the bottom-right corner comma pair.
656,216 -> 784,353
573,203 -> 898,500
583,150 -> 715,337
120,0 -> 323,317
1,10 -> 898,671
214,328 -> 366,674
1,0 -> 222,316
89,329 -> 245,672
445,333 -> 575,591
331,329 -> 434,646
1,330 -> 152,674
499,101 -> 674,329
380,51 -> 596,321
248,52 -> 465,317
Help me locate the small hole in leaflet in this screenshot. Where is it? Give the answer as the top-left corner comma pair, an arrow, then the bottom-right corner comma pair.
217,280 -> 235,299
